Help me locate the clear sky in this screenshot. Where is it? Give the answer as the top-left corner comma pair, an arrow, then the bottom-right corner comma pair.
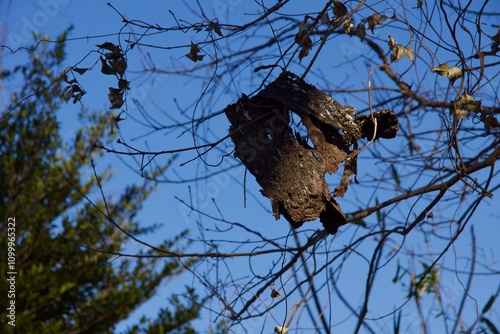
1,1 -> 499,333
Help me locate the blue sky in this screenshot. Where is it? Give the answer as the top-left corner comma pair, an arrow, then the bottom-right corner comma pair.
2,1 -> 499,333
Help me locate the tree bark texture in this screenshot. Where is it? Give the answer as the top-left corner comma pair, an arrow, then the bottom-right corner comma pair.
225,71 -> 398,234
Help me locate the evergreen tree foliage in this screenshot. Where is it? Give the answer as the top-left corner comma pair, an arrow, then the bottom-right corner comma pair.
0,30 -> 201,334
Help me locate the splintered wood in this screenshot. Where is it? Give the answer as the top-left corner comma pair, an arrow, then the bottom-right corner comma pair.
225,71 -> 398,234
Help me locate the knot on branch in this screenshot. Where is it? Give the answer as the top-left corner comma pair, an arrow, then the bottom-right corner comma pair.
224,71 -> 398,234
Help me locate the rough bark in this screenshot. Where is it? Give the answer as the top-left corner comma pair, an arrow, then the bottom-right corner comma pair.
224,71 -> 398,234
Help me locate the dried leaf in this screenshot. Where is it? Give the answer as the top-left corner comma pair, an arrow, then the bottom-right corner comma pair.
186,53 -> 204,62
391,45 -> 406,62
388,36 -> 414,62
298,47 -> 310,62
367,13 -> 380,33
118,79 -> 130,90
96,42 -> 120,53
208,21 -> 223,36
299,34 -> 312,49
458,93 -> 474,107
104,51 -> 123,59
108,87 -> 124,109
112,111 -> 126,131
109,58 -> 127,77
71,84 -> 82,93
60,84 -> 84,104
298,20 -> 308,34
97,41 -> 123,59
332,1 -> 348,17
388,35 -> 397,49
270,286 -> 281,298
186,42 -> 205,62
457,93 -> 483,113
454,109 -> 469,121
190,42 -> 200,54
60,85 -> 73,103
432,64 -> 462,84
110,111 -> 126,134
405,47 -> 414,60
62,73 -> 77,84
73,67 -> 89,75
108,87 -> 122,94
355,23 -> 366,39
447,66 -> 463,85
295,21 -> 312,49
482,116 -> 500,130
72,91 -> 84,104
431,63 -> 450,76
445,69 -> 460,84
100,57 -> 116,75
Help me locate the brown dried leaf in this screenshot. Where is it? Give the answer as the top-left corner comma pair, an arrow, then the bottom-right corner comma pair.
186,53 -> 205,62
298,47 -> 310,62
109,58 -> 127,77
295,21 -> 313,49
367,13 -> 380,33
388,35 -> 397,50
113,111 -> 126,129
72,91 -> 85,104
270,287 -> 281,298
100,57 -> 116,75
447,66 -> 463,85
118,79 -> 130,90
367,14 -> 387,33
332,1 -> 348,17
388,36 -> 413,62
454,109 -> 469,121
73,67 -> 89,75
482,116 -> 500,130
432,64 -> 463,85
457,93 -> 482,113
96,42 -> 120,53
355,23 -> 366,39
391,45 -> 406,62
60,85 -> 73,103
208,21 -> 223,36
405,47 -> 414,60
186,42 -> 205,62
108,87 -> 124,109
